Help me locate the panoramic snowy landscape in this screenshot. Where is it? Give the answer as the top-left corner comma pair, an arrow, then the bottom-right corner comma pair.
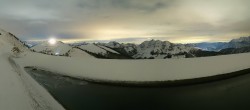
1,0 -> 250,110
1,27 -> 250,109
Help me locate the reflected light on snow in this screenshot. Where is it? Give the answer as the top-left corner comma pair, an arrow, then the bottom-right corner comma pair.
48,38 -> 57,45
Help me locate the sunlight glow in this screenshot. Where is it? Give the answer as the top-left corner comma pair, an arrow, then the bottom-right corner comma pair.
48,38 -> 57,45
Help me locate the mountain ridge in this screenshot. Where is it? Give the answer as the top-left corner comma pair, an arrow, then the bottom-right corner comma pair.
27,35 -> 250,59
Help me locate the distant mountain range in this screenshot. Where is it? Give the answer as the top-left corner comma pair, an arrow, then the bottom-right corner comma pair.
193,36 -> 250,51
99,40 -> 197,59
28,36 -> 250,59
191,42 -> 227,51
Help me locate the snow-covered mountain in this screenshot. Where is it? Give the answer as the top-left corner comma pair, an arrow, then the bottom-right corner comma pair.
30,36 -> 250,59
134,40 -> 197,59
220,46 -> 250,54
0,29 -> 30,52
31,41 -> 72,56
100,40 -> 198,59
226,36 -> 250,48
193,36 -> 250,51
29,40 -> 130,59
68,42 -> 88,47
31,40 -> 94,58
78,43 -> 118,55
77,43 -> 132,59
23,40 -> 43,48
100,41 -> 137,56
192,42 -> 227,51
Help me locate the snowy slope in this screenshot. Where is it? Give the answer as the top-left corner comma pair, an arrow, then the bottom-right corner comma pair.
101,42 -> 137,56
98,45 -> 120,54
31,41 -> 72,56
24,40 -> 43,47
0,29 -> 29,52
78,43 -> 122,55
77,43 -> 132,59
68,48 -> 95,58
0,45 -> 33,109
78,44 -> 109,55
0,29 -> 64,110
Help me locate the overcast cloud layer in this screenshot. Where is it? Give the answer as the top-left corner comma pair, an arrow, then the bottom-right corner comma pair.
0,0 -> 250,43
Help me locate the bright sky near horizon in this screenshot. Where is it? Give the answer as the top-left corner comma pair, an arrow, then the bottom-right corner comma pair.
0,0 -> 250,43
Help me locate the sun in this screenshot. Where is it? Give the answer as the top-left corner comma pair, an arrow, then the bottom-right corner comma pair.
48,38 -> 57,45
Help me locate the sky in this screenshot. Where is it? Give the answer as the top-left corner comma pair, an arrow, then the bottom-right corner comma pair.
0,0 -> 250,44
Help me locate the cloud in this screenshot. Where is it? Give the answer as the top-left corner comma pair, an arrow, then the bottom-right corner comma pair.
0,0 -> 250,43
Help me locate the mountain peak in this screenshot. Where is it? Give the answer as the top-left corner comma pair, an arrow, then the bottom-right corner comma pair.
31,40 -> 71,55
230,36 -> 250,43
139,39 -> 172,48
105,41 -> 122,48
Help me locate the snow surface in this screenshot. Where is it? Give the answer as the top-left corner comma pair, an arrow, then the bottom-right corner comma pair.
0,29 -> 64,110
16,51 -> 250,82
0,39 -> 33,110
